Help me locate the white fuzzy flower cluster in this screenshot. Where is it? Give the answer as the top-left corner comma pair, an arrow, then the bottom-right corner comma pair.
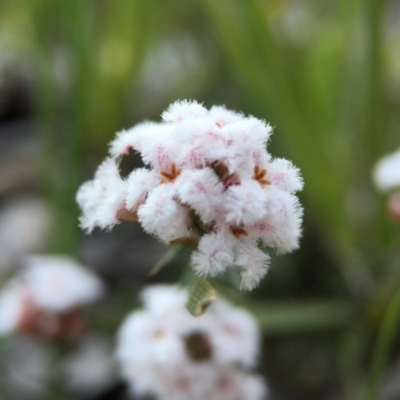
77,100 -> 303,290
0,255 -> 104,337
116,285 -> 267,400
373,148 -> 400,192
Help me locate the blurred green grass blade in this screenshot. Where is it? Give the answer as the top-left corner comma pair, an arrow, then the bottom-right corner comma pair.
363,284 -> 400,400
251,300 -> 355,334
148,244 -> 185,276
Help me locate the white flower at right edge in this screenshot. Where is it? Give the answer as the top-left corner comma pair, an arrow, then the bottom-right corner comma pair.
116,285 -> 268,400
373,147 -> 400,220
373,147 -> 400,192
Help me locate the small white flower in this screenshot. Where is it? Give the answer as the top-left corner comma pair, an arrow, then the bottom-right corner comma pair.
191,232 -> 235,277
208,369 -> 268,400
267,158 -> 304,193
124,168 -> 158,211
63,335 -> 117,396
162,99 -> 208,122
115,285 -> 267,400
224,180 -> 269,226
140,285 -> 188,313
0,255 -> 104,336
206,298 -> 261,368
256,188 -> 303,254
0,279 -> 27,335
373,148 -> 400,192
23,255 -> 104,312
76,158 -> 126,232
0,196 -> 53,270
209,105 -> 243,127
176,168 -> 224,223
138,185 -> 190,243
234,239 -> 270,291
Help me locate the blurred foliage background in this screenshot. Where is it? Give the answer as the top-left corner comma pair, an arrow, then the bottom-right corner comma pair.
0,0 -> 400,399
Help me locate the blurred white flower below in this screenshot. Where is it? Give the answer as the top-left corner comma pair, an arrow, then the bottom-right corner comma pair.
116,285 -> 268,400
63,335 -> 118,397
0,255 -> 104,338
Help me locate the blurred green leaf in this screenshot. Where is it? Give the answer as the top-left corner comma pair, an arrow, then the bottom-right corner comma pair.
149,244 -> 185,277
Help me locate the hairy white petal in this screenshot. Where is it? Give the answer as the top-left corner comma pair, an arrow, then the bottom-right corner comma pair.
76,158 -> 126,232
267,157 -> 304,193
138,185 -> 189,243
0,278 -> 26,334
23,255 -> 104,312
191,232 -> 234,277
224,181 -> 268,226
234,239 -> 270,291
209,105 -> 242,127
256,187 -> 304,253
162,99 -> 207,122
176,168 -> 223,223
109,122 -> 154,157
125,168 -> 158,210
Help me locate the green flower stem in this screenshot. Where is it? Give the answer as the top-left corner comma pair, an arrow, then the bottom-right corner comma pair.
363,284 -> 400,400
45,341 -> 69,400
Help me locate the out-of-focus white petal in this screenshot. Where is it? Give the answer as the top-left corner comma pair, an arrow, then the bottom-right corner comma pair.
373,148 -> 400,192
23,255 -> 104,312
115,285 -> 267,399
140,285 -> 187,313
0,279 -> 26,335
207,298 -> 260,368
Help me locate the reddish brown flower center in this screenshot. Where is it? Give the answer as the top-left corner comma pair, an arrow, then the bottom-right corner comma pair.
230,226 -> 248,238
160,163 -> 181,184
253,165 -> 271,186
18,305 -> 85,339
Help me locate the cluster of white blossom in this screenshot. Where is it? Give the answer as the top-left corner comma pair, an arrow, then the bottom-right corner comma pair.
0,255 -> 104,337
77,100 -> 303,290
116,285 -> 267,400
373,148 -> 400,220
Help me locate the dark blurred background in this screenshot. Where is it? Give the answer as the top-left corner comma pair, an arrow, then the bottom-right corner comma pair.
0,1 -> 400,399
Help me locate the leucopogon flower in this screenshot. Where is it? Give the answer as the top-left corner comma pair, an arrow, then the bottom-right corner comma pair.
77,100 -> 304,290
116,285 -> 267,400
0,255 -> 104,338
373,148 -> 400,220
